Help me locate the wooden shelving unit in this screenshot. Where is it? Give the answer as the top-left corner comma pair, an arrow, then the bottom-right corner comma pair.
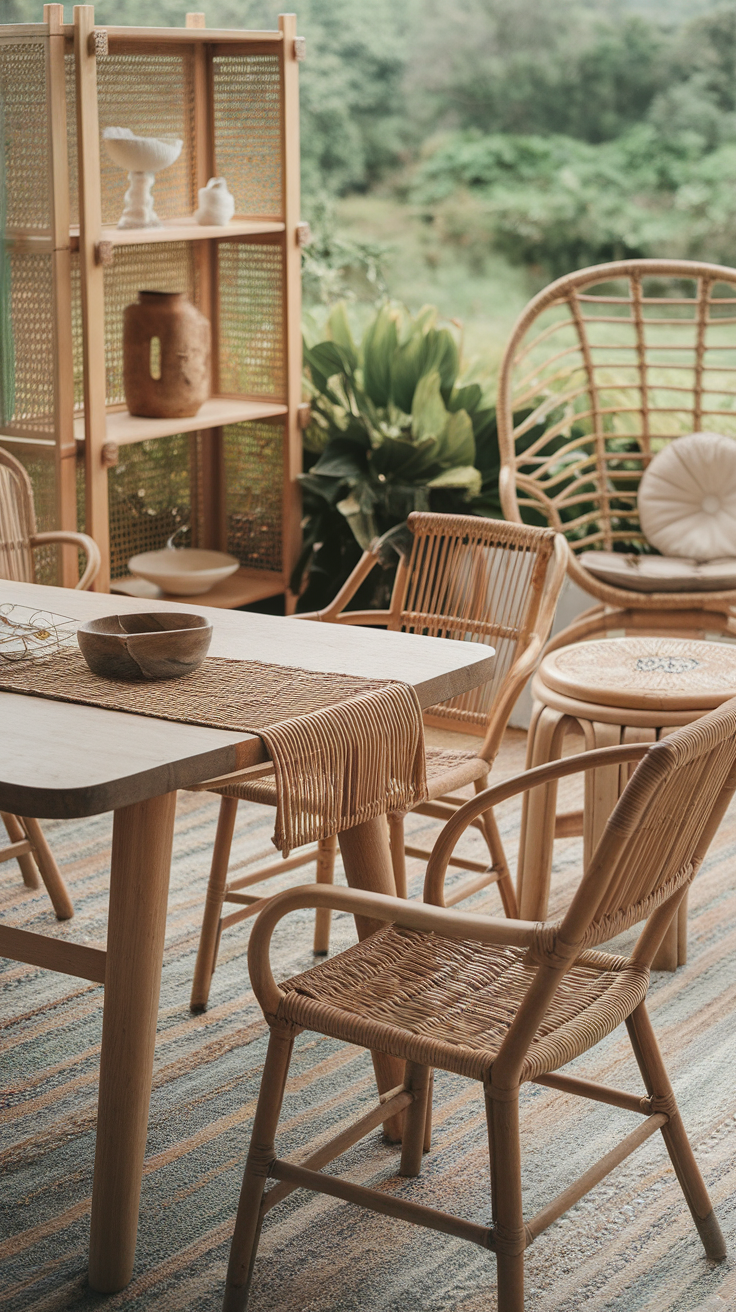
0,4 -> 304,603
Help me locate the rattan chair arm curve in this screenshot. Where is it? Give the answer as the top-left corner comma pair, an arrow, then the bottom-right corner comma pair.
30,531 -> 102,590
424,741 -> 651,905
247,883 -> 537,1017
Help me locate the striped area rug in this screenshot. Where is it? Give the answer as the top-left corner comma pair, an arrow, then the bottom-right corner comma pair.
1,728 -> 736,1311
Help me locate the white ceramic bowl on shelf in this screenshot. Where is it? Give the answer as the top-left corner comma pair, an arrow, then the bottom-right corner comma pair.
128,547 -> 240,596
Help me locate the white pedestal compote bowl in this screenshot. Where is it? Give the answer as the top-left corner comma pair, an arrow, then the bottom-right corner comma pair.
102,127 -> 183,229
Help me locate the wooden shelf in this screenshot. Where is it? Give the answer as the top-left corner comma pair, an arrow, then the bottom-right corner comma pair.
110,567 -> 285,610
73,397 -> 288,446
69,217 -> 284,251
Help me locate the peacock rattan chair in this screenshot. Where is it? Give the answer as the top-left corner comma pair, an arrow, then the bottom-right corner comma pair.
222,698 -> 736,1312
0,445 -> 101,919
497,258 -> 736,647
188,513 -> 567,1012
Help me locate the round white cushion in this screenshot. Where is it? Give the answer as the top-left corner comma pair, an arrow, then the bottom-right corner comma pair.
638,432 -> 736,560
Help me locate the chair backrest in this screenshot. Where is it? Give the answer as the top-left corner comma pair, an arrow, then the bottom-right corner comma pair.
560,698 -> 736,957
497,259 -> 736,566
0,446 -> 36,583
387,512 -> 560,739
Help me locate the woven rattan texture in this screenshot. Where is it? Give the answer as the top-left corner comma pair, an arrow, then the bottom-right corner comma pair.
224,420 -> 283,571
501,266 -> 736,553
403,515 -> 556,729
103,244 -> 197,406
7,252 -> 54,434
212,55 -> 282,217
96,52 -> 196,225
70,252 -> 84,413
0,652 -> 427,854
0,457 -> 34,582
0,444 -> 58,584
107,433 -> 191,579
0,41 -> 49,232
280,925 -> 649,1082
545,636 -> 736,704
218,241 -> 285,398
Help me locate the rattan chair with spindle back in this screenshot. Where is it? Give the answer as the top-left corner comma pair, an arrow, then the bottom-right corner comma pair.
497,258 -> 736,646
0,445 -> 101,919
222,697 -> 736,1312
189,513 -> 567,1013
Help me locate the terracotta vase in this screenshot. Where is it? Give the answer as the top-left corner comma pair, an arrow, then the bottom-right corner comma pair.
123,290 -> 211,418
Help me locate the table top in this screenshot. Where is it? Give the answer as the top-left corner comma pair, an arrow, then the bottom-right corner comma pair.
0,581 -> 495,818
540,635 -> 736,713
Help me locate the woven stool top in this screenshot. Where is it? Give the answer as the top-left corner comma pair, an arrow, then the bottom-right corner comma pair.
539,637 -> 736,712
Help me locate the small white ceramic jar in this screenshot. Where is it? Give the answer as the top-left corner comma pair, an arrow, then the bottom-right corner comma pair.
194,177 -> 235,225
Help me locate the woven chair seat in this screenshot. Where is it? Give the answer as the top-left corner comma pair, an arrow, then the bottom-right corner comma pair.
214,746 -> 488,809
277,924 -> 650,1083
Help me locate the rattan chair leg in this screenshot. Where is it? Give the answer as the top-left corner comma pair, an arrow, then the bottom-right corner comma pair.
486,1085 -> 525,1312
313,835 -> 336,955
423,1069 -> 434,1154
473,786 -> 518,918
517,707 -> 570,919
224,1024 -> 297,1312
1,812 -> 41,889
190,795 -> 239,1013
20,816 -> 73,920
388,813 -> 408,899
626,1004 -> 726,1260
399,1062 -> 432,1177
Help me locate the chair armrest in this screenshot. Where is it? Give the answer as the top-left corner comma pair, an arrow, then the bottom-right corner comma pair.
31,530 -> 101,591
297,545 -> 383,622
424,740 -> 651,905
248,883 -> 537,1018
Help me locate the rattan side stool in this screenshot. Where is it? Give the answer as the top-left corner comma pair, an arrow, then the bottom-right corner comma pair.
517,635 -> 736,969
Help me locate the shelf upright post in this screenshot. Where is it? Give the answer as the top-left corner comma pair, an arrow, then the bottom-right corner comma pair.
186,10 -> 225,551
45,3 -> 77,586
279,12 -> 303,613
74,3 -> 110,590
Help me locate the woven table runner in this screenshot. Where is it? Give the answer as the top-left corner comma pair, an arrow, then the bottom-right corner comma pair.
0,650 -> 427,854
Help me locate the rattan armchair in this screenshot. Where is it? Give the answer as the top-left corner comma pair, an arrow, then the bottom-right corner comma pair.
222,699 -> 736,1312
0,446 -> 101,919
189,513 -> 567,1012
497,258 -> 736,646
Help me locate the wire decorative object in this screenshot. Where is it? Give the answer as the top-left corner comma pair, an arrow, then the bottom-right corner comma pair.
0,603 -> 78,662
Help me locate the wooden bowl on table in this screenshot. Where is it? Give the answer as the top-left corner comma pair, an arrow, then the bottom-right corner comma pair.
77,612 -> 212,681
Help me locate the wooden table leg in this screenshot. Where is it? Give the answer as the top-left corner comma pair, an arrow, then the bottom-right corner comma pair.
338,816 -> 405,1142
88,791 -> 177,1293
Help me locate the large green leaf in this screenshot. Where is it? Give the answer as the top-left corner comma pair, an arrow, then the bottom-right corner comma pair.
426,464 -> 482,495
371,434 -> 439,481
411,369 -> 448,442
362,305 -> 397,407
450,382 -> 482,415
327,302 -> 358,372
390,328 -> 429,414
435,406 -> 476,468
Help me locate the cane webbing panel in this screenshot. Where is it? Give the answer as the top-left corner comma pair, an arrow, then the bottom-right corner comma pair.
6,253 -> 55,435
103,244 -> 197,406
218,241 -> 285,399
107,432 -> 191,579
224,420 -> 283,572
0,41 -> 49,232
70,252 -> 84,413
0,443 -> 59,585
212,54 -> 282,217
65,50 -> 78,230
0,652 -> 427,856
280,926 -> 649,1082
96,52 -> 196,226
500,264 -> 736,553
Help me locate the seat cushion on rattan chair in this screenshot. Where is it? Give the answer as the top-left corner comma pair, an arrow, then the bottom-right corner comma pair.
278,924 -> 650,1082
637,431 -> 736,560
214,746 -> 488,808
579,550 -> 736,593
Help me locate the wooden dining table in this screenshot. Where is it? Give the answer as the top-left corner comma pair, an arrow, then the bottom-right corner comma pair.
0,578 -> 495,1294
